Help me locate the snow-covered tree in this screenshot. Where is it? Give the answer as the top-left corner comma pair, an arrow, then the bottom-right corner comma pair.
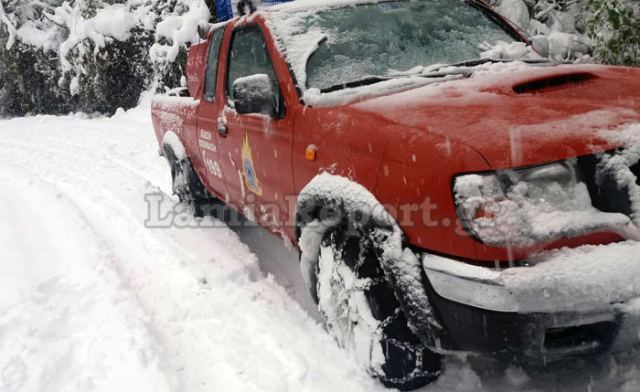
588,0 -> 640,66
492,0 -> 640,65
0,0 -> 209,115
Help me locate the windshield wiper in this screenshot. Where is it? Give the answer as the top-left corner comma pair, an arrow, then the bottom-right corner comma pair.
447,57 -> 506,68
419,69 -> 473,78
319,70 -> 473,94
426,57 -> 552,76
320,75 -> 393,93
442,57 -> 551,69
318,56 -> 551,93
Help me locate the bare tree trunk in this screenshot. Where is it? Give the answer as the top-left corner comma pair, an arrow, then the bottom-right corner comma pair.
0,26 -> 19,116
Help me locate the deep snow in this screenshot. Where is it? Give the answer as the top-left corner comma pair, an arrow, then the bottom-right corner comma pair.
2,98 -> 640,391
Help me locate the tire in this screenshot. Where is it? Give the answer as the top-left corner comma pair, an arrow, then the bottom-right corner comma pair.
312,218 -> 442,390
163,144 -> 213,217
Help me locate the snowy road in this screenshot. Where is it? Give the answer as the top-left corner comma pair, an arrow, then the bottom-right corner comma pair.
1,101 -> 640,392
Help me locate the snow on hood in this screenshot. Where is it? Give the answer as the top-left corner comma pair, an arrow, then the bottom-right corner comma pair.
354,62 -> 640,168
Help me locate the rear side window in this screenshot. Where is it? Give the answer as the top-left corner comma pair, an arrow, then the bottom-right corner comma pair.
204,28 -> 225,101
226,26 -> 282,115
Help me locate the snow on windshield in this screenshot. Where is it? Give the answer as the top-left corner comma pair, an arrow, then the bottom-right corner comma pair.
265,0 -> 520,93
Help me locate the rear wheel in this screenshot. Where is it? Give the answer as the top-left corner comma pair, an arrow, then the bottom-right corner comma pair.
313,219 -> 442,390
163,144 -> 214,217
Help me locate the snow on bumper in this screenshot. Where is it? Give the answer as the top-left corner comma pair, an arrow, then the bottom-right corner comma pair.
423,241 -> 640,359
423,240 -> 640,314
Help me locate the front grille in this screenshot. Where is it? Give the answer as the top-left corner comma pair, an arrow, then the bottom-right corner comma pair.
543,321 -> 618,355
576,153 -> 640,217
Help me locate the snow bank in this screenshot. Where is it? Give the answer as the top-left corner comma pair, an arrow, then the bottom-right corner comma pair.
0,160 -> 172,392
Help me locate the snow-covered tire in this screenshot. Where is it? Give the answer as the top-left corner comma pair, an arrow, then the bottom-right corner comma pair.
296,174 -> 444,389
162,143 -> 212,216
312,218 -> 442,390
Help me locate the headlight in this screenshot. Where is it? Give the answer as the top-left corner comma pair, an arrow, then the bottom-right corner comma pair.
453,160 -> 628,247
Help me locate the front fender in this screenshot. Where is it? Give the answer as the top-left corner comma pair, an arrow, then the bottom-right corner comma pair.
374,131 -> 491,260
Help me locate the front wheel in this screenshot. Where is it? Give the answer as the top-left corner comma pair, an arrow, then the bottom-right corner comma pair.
311,219 -> 442,390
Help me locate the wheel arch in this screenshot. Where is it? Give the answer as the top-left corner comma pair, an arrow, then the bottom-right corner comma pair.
161,130 -> 187,161
295,172 -> 446,348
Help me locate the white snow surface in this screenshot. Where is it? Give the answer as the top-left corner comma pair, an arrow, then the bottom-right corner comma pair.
2,100 -> 640,391
0,102 -> 376,392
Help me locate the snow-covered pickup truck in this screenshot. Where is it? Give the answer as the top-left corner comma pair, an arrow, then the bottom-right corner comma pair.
151,0 -> 640,389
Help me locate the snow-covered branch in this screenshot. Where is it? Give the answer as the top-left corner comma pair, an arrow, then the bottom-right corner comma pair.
0,1 -> 18,50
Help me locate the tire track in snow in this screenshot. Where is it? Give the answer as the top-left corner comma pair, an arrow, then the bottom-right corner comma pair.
0,161 -> 173,392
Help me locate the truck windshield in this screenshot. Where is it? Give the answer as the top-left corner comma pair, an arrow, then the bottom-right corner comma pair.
271,0 -> 520,92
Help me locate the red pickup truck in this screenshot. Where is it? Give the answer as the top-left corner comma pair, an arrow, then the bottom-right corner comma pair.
151,0 -> 640,389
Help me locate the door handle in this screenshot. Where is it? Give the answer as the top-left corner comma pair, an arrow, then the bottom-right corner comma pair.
217,124 -> 228,137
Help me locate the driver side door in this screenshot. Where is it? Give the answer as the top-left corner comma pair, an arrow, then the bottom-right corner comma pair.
217,24 -> 295,231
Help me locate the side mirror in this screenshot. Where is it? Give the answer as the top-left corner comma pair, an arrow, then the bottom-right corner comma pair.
232,74 -> 276,116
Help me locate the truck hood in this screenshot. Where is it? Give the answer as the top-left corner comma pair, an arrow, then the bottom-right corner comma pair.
354,63 -> 640,169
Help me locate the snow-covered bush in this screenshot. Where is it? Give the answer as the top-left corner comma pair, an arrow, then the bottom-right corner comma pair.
490,0 -> 593,61
588,0 -> 640,66
0,40 -> 71,115
0,0 -> 210,116
492,0 -> 640,65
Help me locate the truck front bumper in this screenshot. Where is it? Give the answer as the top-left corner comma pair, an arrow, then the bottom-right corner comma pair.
421,241 -> 640,362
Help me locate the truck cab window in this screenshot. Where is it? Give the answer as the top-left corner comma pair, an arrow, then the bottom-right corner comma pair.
204,28 -> 225,101
226,26 -> 283,116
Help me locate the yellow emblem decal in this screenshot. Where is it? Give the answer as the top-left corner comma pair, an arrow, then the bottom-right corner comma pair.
241,133 -> 262,196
